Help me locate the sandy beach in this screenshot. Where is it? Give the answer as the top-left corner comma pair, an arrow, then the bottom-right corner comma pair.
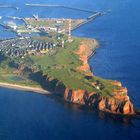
0,82 -> 51,94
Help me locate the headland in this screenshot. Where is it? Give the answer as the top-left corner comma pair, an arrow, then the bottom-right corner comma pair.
0,9 -> 136,116
0,35 -> 135,115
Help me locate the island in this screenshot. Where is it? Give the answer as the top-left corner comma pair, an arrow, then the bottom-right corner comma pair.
0,15 -> 136,115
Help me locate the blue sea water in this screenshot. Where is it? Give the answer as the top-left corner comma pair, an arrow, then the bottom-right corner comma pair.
0,0 -> 140,140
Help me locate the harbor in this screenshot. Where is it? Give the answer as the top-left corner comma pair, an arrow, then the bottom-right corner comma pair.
0,2 -> 108,59
0,10 -> 104,38
0,2 -> 109,40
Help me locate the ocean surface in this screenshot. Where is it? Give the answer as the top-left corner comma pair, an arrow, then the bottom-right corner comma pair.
0,0 -> 140,140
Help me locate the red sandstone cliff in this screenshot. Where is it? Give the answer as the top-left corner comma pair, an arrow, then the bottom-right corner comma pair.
64,85 -> 134,115
64,40 -> 135,115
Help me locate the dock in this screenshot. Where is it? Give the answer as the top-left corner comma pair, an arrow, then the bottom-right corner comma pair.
25,3 -> 95,14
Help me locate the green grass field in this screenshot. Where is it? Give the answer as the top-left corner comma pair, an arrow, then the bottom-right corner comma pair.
0,37 -> 121,98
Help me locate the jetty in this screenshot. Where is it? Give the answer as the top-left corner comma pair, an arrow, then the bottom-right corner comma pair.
72,12 -> 103,31
7,16 -> 28,26
0,23 -> 10,29
0,5 -> 19,10
25,3 -> 95,14
0,22 -> 20,37
7,16 -> 23,20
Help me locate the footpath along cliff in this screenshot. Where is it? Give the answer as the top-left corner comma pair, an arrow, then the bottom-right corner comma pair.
63,39 -> 135,115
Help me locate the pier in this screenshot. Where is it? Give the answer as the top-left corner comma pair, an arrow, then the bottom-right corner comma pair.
0,23 -> 10,29
7,16 -> 28,26
87,12 -> 102,19
0,22 -> 19,36
0,5 -> 19,10
25,3 -> 95,14
7,16 -> 22,20
72,12 -> 103,31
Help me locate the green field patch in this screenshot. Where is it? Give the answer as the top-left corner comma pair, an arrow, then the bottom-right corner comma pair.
7,75 -> 25,81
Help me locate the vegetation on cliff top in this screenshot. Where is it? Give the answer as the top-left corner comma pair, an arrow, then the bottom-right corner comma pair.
0,37 -> 121,98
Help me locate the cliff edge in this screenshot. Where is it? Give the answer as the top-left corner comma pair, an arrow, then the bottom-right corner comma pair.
64,39 -> 135,115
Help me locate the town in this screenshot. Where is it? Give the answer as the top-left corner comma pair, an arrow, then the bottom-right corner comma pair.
0,35 -> 66,57
0,9 -> 103,58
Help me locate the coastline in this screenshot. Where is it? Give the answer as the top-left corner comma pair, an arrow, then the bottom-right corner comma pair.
0,38 -> 98,96
0,82 -> 51,94
0,37 -> 135,115
64,38 -> 135,115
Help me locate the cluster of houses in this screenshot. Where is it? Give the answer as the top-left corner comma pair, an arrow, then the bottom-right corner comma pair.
0,37 -> 56,57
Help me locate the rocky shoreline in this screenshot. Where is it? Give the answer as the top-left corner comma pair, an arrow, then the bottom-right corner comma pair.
63,39 -> 135,115
0,38 -> 136,116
